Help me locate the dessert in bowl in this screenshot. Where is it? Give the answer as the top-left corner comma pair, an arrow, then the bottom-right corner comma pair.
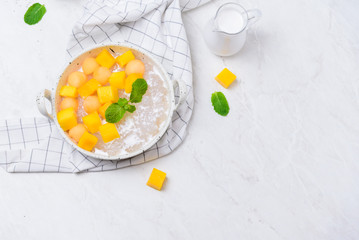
36,44 -> 186,160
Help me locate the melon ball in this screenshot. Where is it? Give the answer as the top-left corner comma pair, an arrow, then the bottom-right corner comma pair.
125,59 -> 145,76
93,67 -> 111,85
82,57 -> 99,75
60,97 -> 79,111
69,124 -> 87,142
68,71 -> 87,88
83,95 -> 101,114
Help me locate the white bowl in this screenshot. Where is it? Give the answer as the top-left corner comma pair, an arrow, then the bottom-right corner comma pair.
36,43 -> 186,160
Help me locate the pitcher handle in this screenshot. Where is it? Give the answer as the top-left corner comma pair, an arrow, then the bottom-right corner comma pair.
247,9 -> 262,28
36,89 -> 54,120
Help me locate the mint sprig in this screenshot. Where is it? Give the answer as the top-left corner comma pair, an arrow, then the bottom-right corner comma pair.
124,104 -> 136,113
117,98 -> 128,107
211,92 -> 229,116
105,79 -> 147,123
24,3 -> 47,25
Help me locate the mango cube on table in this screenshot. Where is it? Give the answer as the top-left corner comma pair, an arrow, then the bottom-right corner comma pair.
82,112 -> 102,133
57,107 -> 77,131
95,49 -> 116,68
215,68 -> 237,88
125,73 -> 143,93
109,71 -> 126,89
147,168 -> 167,191
99,123 -> 120,143
78,79 -> 101,98
97,86 -> 119,104
98,102 -> 112,119
59,86 -> 78,98
78,131 -> 98,151
116,50 -> 135,68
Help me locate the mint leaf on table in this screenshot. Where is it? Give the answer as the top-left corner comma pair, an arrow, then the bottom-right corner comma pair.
130,79 -> 148,103
211,92 -> 229,116
24,3 -> 47,25
105,103 -> 126,123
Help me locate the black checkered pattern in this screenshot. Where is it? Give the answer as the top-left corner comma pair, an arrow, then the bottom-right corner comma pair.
0,0 -> 208,173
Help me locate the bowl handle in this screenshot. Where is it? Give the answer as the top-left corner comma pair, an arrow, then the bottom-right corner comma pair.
173,79 -> 187,110
36,89 -> 54,120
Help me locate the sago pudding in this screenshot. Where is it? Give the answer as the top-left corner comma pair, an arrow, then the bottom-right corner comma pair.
56,47 -> 170,157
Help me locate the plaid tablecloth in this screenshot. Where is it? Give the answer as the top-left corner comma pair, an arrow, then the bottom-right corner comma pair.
0,0 -> 210,173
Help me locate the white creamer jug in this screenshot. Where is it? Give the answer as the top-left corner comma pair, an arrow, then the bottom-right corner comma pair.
203,3 -> 261,56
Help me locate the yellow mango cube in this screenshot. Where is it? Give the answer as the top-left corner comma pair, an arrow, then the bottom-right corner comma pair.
82,112 -> 102,133
147,168 -> 166,191
78,79 -> 101,98
99,123 -> 120,143
98,102 -> 112,119
215,68 -> 237,88
59,86 -> 78,98
125,73 -> 143,93
116,50 -> 135,68
95,49 -> 116,68
57,107 -> 77,131
78,131 -> 98,151
109,71 -> 126,89
97,86 -> 119,104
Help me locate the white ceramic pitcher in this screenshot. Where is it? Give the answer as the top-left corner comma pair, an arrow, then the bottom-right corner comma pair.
203,2 -> 261,56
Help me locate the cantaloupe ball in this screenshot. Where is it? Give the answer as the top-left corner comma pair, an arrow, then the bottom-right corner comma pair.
93,67 -> 111,85
83,95 -> 101,114
60,97 -> 79,111
68,71 -> 87,88
125,59 -> 145,76
82,57 -> 99,75
69,124 -> 87,142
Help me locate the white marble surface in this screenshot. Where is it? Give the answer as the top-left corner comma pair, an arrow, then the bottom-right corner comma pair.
1,0 -> 359,239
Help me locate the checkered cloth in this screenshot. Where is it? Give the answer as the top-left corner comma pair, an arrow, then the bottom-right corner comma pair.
0,0 -> 209,173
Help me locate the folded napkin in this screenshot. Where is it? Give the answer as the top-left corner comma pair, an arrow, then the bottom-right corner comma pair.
0,0 -> 209,173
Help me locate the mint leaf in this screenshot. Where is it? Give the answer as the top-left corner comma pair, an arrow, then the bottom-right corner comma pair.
24,3 -> 46,25
105,103 -> 126,123
104,79 -> 147,123
130,79 -> 148,103
105,101 -> 136,123
117,98 -> 128,107
126,105 -> 136,113
211,92 -> 229,116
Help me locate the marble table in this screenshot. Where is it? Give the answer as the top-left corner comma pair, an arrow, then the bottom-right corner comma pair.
0,0 -> 358,239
